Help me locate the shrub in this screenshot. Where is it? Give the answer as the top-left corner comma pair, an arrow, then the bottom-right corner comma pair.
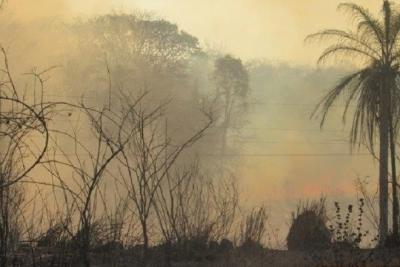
329,199 -> 368,249
287,198 -> 331,251
37,222 -> 71,248
219,239 -> 233,251
238,205 -> 268,251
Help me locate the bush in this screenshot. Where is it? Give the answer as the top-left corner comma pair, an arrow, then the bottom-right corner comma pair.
37,222 -> 71,248
219,239 -> 233,251
238,206 -> 268,251
287,198 -> 331,251
329,199 -> 368,249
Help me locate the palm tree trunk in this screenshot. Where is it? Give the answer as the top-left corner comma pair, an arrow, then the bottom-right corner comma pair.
390,115 -> 399,238
378,81 -> 390,246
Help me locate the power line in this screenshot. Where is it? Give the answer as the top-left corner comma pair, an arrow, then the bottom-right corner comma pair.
212,126 -> 348,133
202,153 -> 370,158
247,101 -> 357,108
231,140 -> 349,145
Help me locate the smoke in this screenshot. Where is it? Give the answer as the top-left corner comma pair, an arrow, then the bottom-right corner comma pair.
0,0 -> 380,211
6,0 -> 70,20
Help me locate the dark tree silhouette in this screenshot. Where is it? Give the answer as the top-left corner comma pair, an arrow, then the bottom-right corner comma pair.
307,1 -> 400,245
287,199 -> 331,251
212,55 -> 249,155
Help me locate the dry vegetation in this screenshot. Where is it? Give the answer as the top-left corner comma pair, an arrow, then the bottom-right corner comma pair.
1,1 -> 400,267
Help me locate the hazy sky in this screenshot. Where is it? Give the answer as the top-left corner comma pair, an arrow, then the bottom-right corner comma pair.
128,0 -> 381,64
6,0 -> 385,213
100,0 -> 379,64
11,0 -> 382,64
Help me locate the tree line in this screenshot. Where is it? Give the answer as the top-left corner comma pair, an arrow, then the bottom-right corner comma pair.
0,8 -> 253,267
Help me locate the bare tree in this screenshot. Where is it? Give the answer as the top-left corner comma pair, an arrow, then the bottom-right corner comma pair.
154,159 -> 238,260
117,93 -> 213,264
0,46 -> 59,266
0,47 -> 55,189
40,99 -> 136,267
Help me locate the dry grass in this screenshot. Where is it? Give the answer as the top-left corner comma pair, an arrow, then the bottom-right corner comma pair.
166,249 -> 400,267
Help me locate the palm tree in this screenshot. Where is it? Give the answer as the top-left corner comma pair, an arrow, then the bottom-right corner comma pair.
307,1 -> 400,245
389,109 -> 399,238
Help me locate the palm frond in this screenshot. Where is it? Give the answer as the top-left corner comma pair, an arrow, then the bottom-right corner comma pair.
349,70 -> 380,152
306,29 -> 380,58
390,13 -> 400,56
339,3 -> 385,47
311,70 -> 363,126
317,44 -> 379,64
342,68 -> 374,124
309,1 -> 400,156
383,0 -> 392,44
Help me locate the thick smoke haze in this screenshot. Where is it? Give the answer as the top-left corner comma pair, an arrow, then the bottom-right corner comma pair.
0,0 -> 380,207
0,0 -> 383,251
6,0 -> 382,63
